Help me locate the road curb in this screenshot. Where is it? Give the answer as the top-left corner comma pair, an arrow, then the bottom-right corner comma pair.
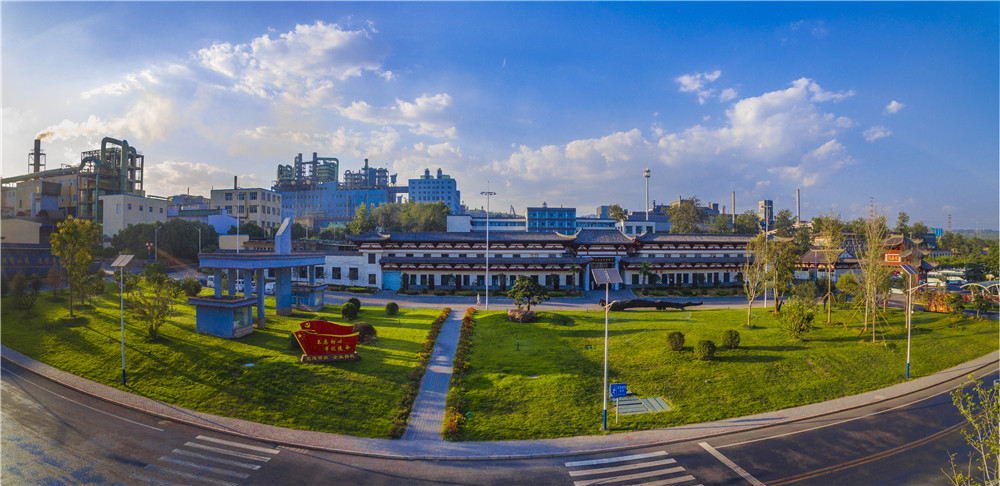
3,345 -> 997,461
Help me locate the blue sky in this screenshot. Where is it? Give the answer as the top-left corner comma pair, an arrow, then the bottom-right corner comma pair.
3,2 -> 997,230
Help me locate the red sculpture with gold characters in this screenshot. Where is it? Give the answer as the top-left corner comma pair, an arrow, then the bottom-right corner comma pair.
293,320 -> 360,363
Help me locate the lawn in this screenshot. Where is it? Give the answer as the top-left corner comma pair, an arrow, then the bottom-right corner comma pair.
0,287 -> 441,438
454,307 -> 998,441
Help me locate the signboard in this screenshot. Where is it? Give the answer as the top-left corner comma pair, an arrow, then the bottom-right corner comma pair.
610,383 -> 628,399
293,320 -> 360,363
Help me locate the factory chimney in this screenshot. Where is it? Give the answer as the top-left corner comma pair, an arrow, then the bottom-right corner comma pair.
731,191 -> 736,225
234,176 -> 238,190
30,139 -> 44,173
796,189 -> 801,225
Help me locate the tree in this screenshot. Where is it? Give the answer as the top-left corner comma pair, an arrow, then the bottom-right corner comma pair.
46,265 -> 64,297
856,205 -> 890,339
230,221 -> 267,238
767,240 -> 800,313
130,278 -> 181,340
50,216 -> 100,318
509,276 -> 549,311
778,297 -> 815,339
894,212 -> 911,237
947,378 -> 999,486
568,264 -> 581,292
10,272 -> 41,317
638,261 -> 653,293
348,204 -> 377,234
707,215 -> 732,234
773,209 -> 797,238
909,221 -> 930,242
668,197 -> 707,234
733,211 -> 761,235
607,204 -> 628,223
291,223 -> 309,240
741,234 -> 768,328
814,211 -> 846,325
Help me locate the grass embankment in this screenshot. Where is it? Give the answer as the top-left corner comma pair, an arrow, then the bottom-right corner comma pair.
454,308 -> 998,441
1,289 -> 439,438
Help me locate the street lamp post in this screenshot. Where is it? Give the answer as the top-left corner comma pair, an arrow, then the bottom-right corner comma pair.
111,254 -> 134,386
593,268 -> 622,431
901,266 -> 926,379
481,189 -> 496,310
154,225 -> 161,263
643,168 -> 650,222
197,227 -> 202,255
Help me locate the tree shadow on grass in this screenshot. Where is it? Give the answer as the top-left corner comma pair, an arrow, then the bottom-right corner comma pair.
741,344 -> 806,352
713,354 -> 783,363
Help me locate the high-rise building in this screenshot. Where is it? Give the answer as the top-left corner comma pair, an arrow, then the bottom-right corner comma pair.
409,168 -> 461,213
758,199 -> 774,227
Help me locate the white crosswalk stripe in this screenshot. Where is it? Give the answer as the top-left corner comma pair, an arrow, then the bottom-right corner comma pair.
565,450 -> 698,486
131,434 -> 281,485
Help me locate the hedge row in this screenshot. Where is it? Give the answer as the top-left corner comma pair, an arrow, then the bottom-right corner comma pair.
442,307 -> 476,441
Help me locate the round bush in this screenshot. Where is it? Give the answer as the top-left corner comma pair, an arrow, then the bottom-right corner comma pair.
347,297 -> 362,310
667,331 -> 685,351
385,301 -> 399,316
341,301 -> 359,320
721,330 -> 740,349
180,277 -> 202,297
353,321 -> 377,344
694,340 -> 716,361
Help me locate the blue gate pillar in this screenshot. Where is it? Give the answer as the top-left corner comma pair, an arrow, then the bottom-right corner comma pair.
227,269 -> 237,296
214,268 -> 223,298
275,267 -> 292,316
255,269 -> 266,326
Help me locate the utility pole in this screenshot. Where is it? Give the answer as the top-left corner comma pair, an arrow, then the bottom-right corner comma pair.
643,168 -> 650,222
481,187 -> 496,311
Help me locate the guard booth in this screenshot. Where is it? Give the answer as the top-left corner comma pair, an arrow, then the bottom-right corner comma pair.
190,218 -> 325,338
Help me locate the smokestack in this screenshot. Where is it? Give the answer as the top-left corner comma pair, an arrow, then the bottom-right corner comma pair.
234,176 -> 238,190
732,191 -> 736,225
30,139 -> 43,173
796,189 -> 801,224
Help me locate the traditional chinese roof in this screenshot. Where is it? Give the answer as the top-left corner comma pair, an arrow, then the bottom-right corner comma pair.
884,234 -> 919,248
621,255 -> 747,266
569,229 -> 635,245
800,248 -> 856,265
635,233 -> 754,244
380,255 -> 591,266
347,231 -> 570,244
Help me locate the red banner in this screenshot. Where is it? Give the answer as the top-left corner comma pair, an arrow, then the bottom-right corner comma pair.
294,320 -> 360,362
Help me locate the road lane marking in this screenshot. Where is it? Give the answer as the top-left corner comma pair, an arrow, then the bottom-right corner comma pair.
158,456 -> 250,478
719,365 -> 1000,449
698,442 -> 764,486
566,451 -> 669,467
2,367 -> 163,431
569,458 -> 677,476
184,442 -> 272,461
129,473 -> 175,485
765,421 -> 964,486
172,448 -> 262,470
639,476 -> 698,486
572,466 -> 686,486
195,434 -> 280,454
143,464 -> 238,486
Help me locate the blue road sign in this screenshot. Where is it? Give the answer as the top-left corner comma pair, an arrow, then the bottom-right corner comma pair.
610,383 -> 627,399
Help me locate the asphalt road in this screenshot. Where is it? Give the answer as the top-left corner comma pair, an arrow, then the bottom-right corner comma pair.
3,356 -> 995,485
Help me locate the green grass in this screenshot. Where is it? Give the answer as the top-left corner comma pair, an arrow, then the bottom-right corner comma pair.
455,307 -> 998,440
1,288 -> 440,438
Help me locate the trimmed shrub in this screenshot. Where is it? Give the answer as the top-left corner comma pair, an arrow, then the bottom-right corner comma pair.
694,340 -> 716,360
667,331 -> 685,351
353,322 -> 377,344
385,302 -> 399,315
180,277 -> 202,297
341,301 -> 359,320
347,297 -> 362,309
507,309 -> 535,323
722,330 -> 741,349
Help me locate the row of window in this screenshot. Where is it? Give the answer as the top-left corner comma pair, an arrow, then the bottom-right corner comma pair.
124,203 -> 164,214
222,192 -> 280,203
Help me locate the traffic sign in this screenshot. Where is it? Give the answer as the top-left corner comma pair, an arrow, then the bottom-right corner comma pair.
610,383 -> 627,399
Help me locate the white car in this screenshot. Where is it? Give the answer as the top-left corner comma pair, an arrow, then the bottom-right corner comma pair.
265,282 -> 275,295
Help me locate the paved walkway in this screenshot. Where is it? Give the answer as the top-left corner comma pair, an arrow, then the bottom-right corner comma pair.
402,312 -> 463,441
2,342 -> 995,460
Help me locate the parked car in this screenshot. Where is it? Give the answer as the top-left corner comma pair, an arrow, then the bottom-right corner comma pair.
265,282 -> 275,295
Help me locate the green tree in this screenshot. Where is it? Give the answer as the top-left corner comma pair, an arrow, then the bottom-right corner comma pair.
607,204 -> 628,223
741,234 -> 768,328
509,276 -> 549,311
50,216 -> 100,318
130,278 -> 181,341
638,261 -> 653,293
348,204 -> 378,235
319,224 -> 347,241
814,211 -> 846,325
768,240 -> 800,313
778,297 -> 815,339
857,206 -> 889,336
773,209 -> 797,238
668,197 -> 707,234
229,221 -> 267,238
733,211 -> 761,235
46,264 -> 64,297
291,223 -> 309,240
10,272 -> 41,317
707,215 -> 732,234
947,378 -> 999,486
910,221 -> 930,241
894,211 -> 911,236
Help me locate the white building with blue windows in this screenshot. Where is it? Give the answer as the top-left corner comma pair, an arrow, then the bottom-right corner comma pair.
408,168 -> 461,214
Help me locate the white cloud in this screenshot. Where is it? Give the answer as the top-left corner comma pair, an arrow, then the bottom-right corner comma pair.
144,160 -> 258,198
863,126 -> 892,142
35,93 -> 178,143
340,93 -> 457,138
770,139 -> 855,187
886,100 -> 905,114
676,70 -> 740,104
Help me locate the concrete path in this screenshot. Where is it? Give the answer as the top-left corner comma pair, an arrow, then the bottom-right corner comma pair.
402,312 -> 463,441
